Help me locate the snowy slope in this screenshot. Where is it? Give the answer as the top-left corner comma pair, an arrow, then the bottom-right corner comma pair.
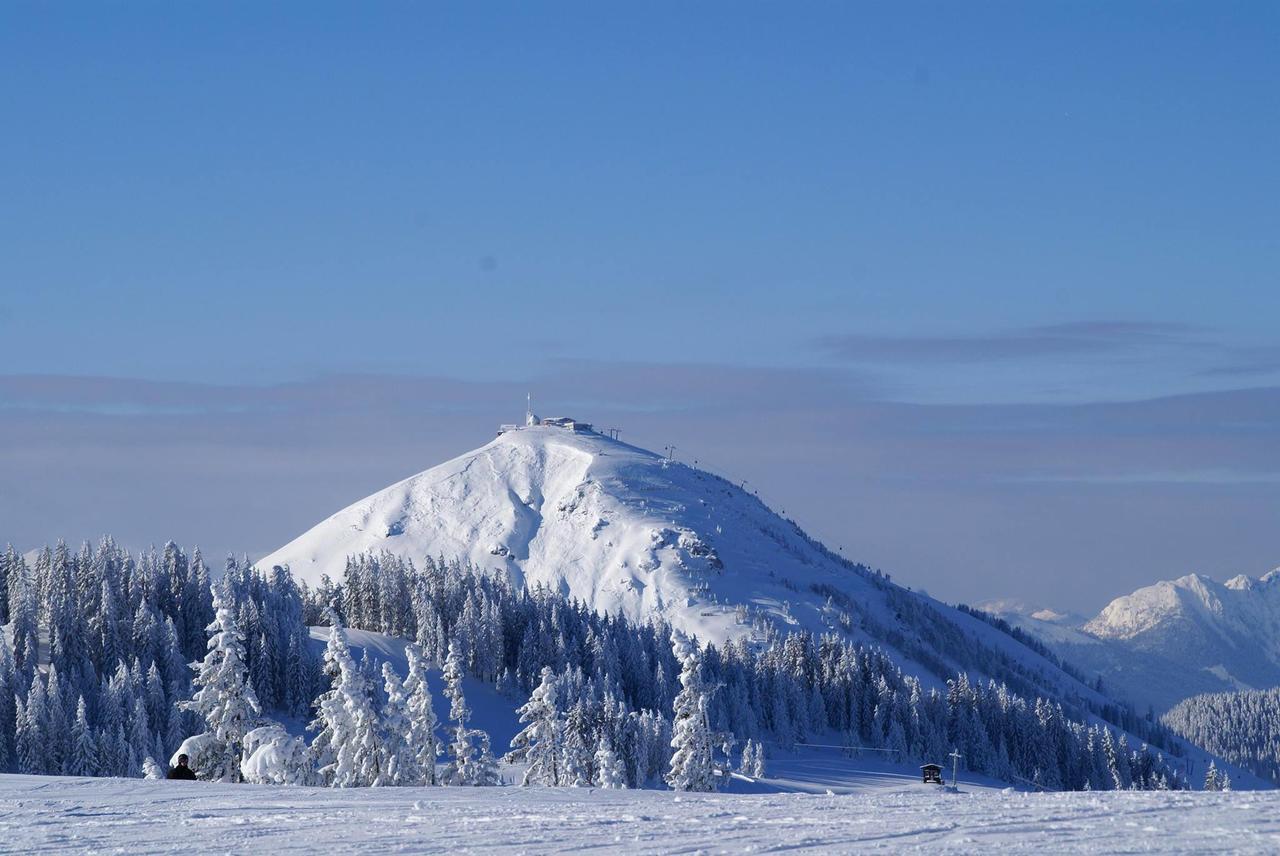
3,773 -> 1280,854
261,424 -> 1260,780
266,427 -> 748,641
261,427 -> 1097,694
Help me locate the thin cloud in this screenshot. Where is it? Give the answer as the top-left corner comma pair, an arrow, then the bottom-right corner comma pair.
1200,346 -> 1280,378
816,320 -> 1207,364
2,369 -> 1278,619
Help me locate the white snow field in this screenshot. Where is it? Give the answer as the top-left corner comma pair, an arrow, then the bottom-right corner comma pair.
1,773 -> 1277,854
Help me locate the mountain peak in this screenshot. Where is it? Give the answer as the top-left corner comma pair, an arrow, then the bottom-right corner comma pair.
259,424 -> 830,643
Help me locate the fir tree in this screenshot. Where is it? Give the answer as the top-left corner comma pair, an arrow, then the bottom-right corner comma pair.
69,696 -> 98,777
403,642 -> 440,786
506,666 -> 561,786
179,597 -> 262,781
143,756 -> 165,780
15,695 -> 44,774
472,729 -> 502,786
380,662 -> 416,785
666,633 -> 718,792
0,633 -> 15,771
595,738 -> 627,789
308,609 -> 383,787
1204,761 -> 1222,792
441,640 -> 479,785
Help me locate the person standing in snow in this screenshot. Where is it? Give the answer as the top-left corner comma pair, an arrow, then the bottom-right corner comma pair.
167,753 -> 197,781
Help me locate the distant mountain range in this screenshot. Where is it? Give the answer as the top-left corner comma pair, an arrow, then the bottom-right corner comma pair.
982,569 -> 1280,713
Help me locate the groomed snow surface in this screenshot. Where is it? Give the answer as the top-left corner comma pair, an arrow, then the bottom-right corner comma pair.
1,773 -> 1277,854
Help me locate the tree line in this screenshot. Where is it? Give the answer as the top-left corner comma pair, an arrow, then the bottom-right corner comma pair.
1,542 -> 1189,791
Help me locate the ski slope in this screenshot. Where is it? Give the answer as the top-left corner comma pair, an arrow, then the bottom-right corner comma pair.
1,773 -> 1277,854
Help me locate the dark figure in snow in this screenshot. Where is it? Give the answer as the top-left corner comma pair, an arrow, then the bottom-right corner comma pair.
167,754 -> 197,781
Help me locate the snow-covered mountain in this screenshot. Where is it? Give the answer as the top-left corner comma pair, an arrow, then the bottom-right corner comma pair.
985,570 -> 1280,714
260,423 -> 1191,741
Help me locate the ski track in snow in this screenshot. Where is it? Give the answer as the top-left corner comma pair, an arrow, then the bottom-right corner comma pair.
1,775 -> 1278,854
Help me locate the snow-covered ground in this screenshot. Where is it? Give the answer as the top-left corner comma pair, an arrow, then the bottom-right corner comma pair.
1,773 -> 1277,854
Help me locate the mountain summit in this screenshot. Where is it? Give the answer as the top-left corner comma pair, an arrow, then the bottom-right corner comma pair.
262,422 -> 1153,716
261,422 -> 853,643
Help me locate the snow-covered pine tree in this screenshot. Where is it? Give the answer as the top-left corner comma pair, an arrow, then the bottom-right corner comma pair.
403,642 -> 440,785
0,633 -> 15,771
142,756 -> 164,780
506,665 -> 561,786
127,697 -> 152,777
562,700 -> 593,787
380,661 -> 416,785
741,738 -> 766,777
1204,761 -> 1222,792
178,595 -> 263,781
472,729 -> 502,786
441,640 -> 478,785
595,737 -> 627,789
308,609 -> 383,787
69,696 -> 97,777
750,739 -> 767,778
14,694 -> 44,774
240,724 -> 313,785
666,632 -> 718,792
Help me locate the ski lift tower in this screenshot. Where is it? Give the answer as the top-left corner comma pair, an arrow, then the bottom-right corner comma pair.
949,750 -> 963,789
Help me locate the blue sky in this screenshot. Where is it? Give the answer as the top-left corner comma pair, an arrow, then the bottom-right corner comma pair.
1,3 -> 1277,611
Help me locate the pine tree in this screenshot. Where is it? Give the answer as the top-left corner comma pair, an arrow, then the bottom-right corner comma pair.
69,696 -> 97,777
143,756 -> 165,780
403,642 -> 440,786
0,633 -> 15,771
380,662 -> 416,785
595,738 -> 627,789
741,738 -> 768,777
751,740 -> 767,777
472,729 -> 502,786
308,610 -> 383,787
562,701 -> 593,788
15,695 -> 44,774
127,697 -> 152,777
441,640 -> 478,786
506,666 -> 561,786
1204,761 -> 1222,792
179,597 -> 262,781
666,633 -> 718,792
45,666 -> 69,774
